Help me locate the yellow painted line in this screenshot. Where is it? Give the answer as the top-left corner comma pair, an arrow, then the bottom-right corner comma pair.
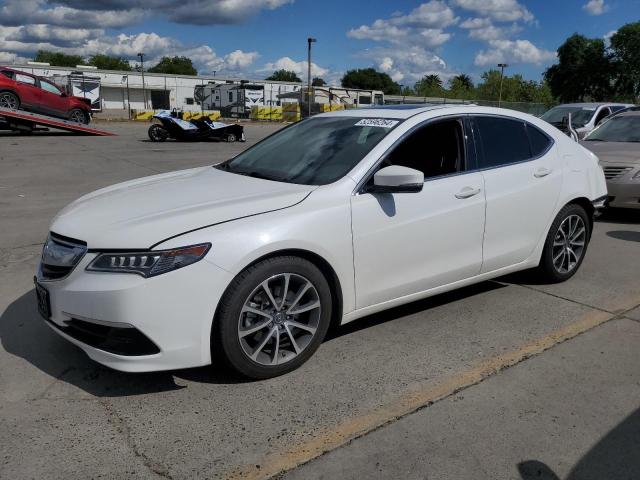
226,307 -> 621,480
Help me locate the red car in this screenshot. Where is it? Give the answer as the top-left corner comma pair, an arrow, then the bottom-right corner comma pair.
0,67 -> 92,124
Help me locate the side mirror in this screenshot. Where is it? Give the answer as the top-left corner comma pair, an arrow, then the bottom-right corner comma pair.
60,92 -> 67,97
368,165 -> 424,193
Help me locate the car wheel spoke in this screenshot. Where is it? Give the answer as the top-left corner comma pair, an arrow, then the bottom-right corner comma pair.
239,318 -> 272,338
286,281 -> 312,314
286,320 -> 317,335
261,280 -> 279,311
284,324 -> 302,354
288,300 -> 320,315
250,327 -> 277,361
279,273 -> 290,311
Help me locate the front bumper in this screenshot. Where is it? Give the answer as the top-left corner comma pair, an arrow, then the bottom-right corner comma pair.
36,252 -> 233,372
606,180 -> 640,209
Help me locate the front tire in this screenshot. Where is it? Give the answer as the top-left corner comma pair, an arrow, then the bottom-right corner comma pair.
537,203 -> 590,282
69,108 -> 89,124
214,256 -> 332,379
148,124 -> 168,142
225,133 -> 236,142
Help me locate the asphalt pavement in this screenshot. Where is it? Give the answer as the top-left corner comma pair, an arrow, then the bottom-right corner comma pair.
0,122 -> 638,479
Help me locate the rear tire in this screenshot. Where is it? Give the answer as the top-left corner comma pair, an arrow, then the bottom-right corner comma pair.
225,133 -> 236,142
0,91 -> 20,110
69,108 -> 89,124
537,203 -> 590,283
148,124 -> 168,142
213,256 -> 332,379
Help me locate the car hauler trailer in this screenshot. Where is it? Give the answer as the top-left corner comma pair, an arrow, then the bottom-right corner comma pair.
0,107 -> 114,136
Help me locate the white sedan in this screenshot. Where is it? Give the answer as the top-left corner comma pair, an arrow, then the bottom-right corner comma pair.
36,105 -> 607,379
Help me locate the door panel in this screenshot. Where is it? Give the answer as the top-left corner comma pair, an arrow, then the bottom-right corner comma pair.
473,116 -> 563,273
38,81 -> 69,117
351,172 -> 486,309
14,73 -> 41,110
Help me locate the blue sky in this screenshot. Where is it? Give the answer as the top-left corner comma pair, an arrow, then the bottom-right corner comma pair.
0,0 -> 638,85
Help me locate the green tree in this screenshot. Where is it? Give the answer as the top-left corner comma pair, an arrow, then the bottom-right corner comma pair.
341,68 -> 400,94
311,77 -> 326,86
34,50 -> 85,67
88,54 -> 132,71
266,69 -> 302,82
414,74 -> 444,97
448,74 -> 474,98
544,34 -> 613,102
148,56 -> 197,75
610,22 -> 640,101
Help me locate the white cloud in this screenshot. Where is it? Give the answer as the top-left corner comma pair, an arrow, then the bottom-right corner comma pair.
361,46 -> 455,84
460,18 -> 522,41
583,0 -> 608,15
474,39 -> 556,66
224,50 -> 260,69
347,1 -> 456,46
451,0 -> 534,23
603,29 -> 617,46
259,56 -> 329,78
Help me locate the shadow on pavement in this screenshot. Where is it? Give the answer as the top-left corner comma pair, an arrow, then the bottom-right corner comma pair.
2,282 -> 506,394
327,281 -> 506,341
596,208 -> 640,225
606,230 -> 640,242
518,407 -> 640,480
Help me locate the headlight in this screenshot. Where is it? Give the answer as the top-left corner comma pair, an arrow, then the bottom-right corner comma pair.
86,243 -> 211,277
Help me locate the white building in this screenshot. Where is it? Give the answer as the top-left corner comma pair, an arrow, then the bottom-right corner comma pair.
5,62 -> 306,114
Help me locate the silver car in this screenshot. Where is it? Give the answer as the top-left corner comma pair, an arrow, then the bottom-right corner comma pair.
581,111 -> 640,209
541,103 -> 633,139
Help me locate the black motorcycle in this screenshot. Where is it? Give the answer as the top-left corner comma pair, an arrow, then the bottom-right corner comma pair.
148,110 -> 245,142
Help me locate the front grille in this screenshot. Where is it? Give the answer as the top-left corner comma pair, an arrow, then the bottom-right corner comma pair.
603,166 -> 632,180
39,233 -> 87,281
48,318 -> 160,356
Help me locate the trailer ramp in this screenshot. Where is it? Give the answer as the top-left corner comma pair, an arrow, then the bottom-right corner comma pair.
0,107 -> 115,136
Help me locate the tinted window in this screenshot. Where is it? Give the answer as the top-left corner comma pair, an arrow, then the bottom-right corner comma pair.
475,116 -> 531,168
526,124 -> 553,157
218,117 -> 396,185
384,119 -> 465,179
584,115 -> 640,142
1,70 -> 13,79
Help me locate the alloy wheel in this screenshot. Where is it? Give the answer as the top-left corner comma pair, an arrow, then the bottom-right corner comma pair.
552,214 -> 586,274
69,110 -> 86,123
238,273 -> 321,366
0,92 -> 18,109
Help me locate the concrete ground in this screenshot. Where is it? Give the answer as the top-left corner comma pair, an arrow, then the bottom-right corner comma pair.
0,123 -> 639,479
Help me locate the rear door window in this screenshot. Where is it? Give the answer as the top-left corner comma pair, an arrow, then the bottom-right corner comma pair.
474,116 -> 531,168
15,73 -> 36,85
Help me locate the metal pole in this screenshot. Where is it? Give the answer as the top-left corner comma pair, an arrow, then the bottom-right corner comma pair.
126,75 -> 131,119
498,63 -> 508,107
138,52 -> 146,110
307,37 -> 316,118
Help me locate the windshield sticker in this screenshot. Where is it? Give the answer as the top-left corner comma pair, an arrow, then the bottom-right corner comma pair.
355,118 -> 399,128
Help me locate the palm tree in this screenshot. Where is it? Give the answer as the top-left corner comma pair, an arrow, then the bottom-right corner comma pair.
415,74 -> 443,96
451,74 -> 473,90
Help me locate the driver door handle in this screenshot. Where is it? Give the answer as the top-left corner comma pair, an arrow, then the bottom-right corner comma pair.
455,187 -> 481,199
534,167 -> 553,178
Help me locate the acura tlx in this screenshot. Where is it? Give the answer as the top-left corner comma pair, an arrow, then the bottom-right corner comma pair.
35,105 -> 607,379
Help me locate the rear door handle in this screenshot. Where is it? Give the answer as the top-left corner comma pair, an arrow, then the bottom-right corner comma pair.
455,187 -> 481,199
534,167 -> 553,178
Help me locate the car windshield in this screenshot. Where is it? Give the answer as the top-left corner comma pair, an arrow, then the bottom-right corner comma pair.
216,116 -> 399,185
541,106 -> 596,127
584,115 -> 640,142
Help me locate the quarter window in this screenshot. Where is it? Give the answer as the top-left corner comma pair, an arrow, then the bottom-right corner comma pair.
526,124 -> 553,157
474,116 -> 531,168
383,119 -> 465,179
1,70 -> 14,79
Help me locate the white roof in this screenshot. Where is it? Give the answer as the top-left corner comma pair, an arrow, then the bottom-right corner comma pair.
321,104 -> 463,119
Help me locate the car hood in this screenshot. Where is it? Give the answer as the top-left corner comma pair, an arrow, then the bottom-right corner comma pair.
51,166 -> 314,249
580,141 -> 640,166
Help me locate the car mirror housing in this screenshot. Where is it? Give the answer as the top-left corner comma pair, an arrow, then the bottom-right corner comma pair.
368,165 -> 424,193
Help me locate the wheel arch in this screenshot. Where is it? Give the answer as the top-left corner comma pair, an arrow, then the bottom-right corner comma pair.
566,196 -> 595,239
214,248 -> 344,332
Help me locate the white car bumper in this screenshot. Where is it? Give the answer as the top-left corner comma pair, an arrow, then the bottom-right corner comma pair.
36,253 -> 233,372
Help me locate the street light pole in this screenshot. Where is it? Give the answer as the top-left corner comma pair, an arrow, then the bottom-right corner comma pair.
138,52 -> 146,110
307,37 -> 316,118
498,63 -> 508,108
